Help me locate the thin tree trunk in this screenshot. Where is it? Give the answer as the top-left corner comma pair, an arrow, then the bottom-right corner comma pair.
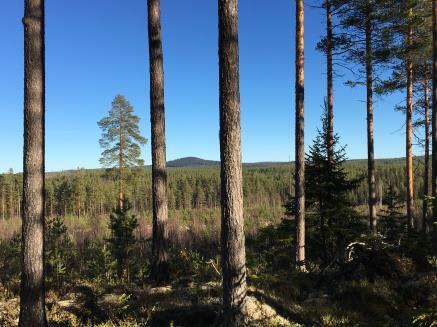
1,186 -> 5,220
406,17 -> 414,229
219,0 -> 247,325
119,132 -> 124,209
326,0 -> 334,163
148,0 -> 169,284
432,0 -> 437,244
10,184 -> 14,218
19,0 -> 47,325
424,67 -> 430,232
365,8 -> 377,231
295,0 -> 306,270
18,196 -> 21,218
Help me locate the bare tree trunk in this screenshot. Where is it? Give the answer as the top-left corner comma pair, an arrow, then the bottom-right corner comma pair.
10,183 -> 15,218
148,0 -> 169,284
119,132 -> 124,209
365,8 -> 377,231
326,0 -> 334,163
424,67 -> 430,232
432,0 -> 437,245
19,0 -> 47,325
1,186 -> 5,220
406,18 -> 414,229
219,0 -> 247,325
295,0 -> 306,270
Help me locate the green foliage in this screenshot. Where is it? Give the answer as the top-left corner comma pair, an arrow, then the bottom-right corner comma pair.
378,184 -> 407,245
106,200 -> 138,281
247,218 -> 295,276
305,109 -> 366,265
45,215 -> 74,289
0,234 -> 20,296
98,95 -> 147,169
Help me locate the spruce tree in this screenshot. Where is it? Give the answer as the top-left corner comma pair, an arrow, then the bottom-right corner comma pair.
305,106 -> 364,265
107,199 -> 138,282
378,184 -> 406,246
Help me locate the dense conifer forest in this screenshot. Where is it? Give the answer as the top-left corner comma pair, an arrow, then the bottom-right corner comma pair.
1,0 -> 437,326
0,158 -> 432,219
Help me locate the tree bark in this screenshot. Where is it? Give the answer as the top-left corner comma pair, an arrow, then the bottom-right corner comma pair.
365,8 -> 377,231
406,17 -> 414,229
19,0 -> 47,325
148,0 -> 169,284
295,0 -> 306,270
326,0 -> 334,163
119,121 -> 124,209
10,183 -> 15,218
218,0 -> 247,325
424,67 -> 430,232
1,186 -> 5,220
432,0 -> 437,243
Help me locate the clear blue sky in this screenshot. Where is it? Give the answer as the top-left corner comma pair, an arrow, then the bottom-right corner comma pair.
0,0 -> 413,173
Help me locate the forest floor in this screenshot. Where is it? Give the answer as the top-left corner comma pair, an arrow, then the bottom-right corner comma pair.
0,280 -> 299,326
1,209 -> 437,326
1,265 -> 436,326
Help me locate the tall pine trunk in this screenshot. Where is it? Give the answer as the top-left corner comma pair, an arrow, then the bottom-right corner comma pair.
424,67 -> 430,232
432,0 -> 437,243
406,17 -> 414,229
295,0 -> 306,270
1,186 -> 5,220
148,0 -> 169,284
326,0 -> 334,163
118,132 -> 124,209
365,6 -> 377,231
218,0 -> 247,325
19,0 -> 47,325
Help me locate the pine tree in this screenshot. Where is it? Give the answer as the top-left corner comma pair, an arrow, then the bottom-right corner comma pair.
316,0 -> 336,162
432,0 -> 437,245
20,0 -> 47,325
375,0 -> 432,229
218,0 -> 247,324
148,0 -> 170,284
336,0 -> 392,231
295,0 -> 306,272
98,95 -> 147,209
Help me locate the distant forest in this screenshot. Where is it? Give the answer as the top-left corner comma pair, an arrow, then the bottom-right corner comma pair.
0,157 -> 429,219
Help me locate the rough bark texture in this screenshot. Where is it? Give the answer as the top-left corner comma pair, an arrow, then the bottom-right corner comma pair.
19,0 -> 47,325
295,0 -> 306,269
1,188 -> 5,220
326,0 -> 334,163
365,9 -> 377,231
119,131 -> 124,209
424,69 -> 430,232
432,0 -> 437,240
218,0 -> 247,325
406,19 -> 414,229
148,0 -> 169,284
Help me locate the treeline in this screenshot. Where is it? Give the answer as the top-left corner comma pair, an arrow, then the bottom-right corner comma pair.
0,159 -> 430,219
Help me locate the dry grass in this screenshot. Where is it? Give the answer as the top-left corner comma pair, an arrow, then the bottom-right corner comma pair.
0,206 -> 284,247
